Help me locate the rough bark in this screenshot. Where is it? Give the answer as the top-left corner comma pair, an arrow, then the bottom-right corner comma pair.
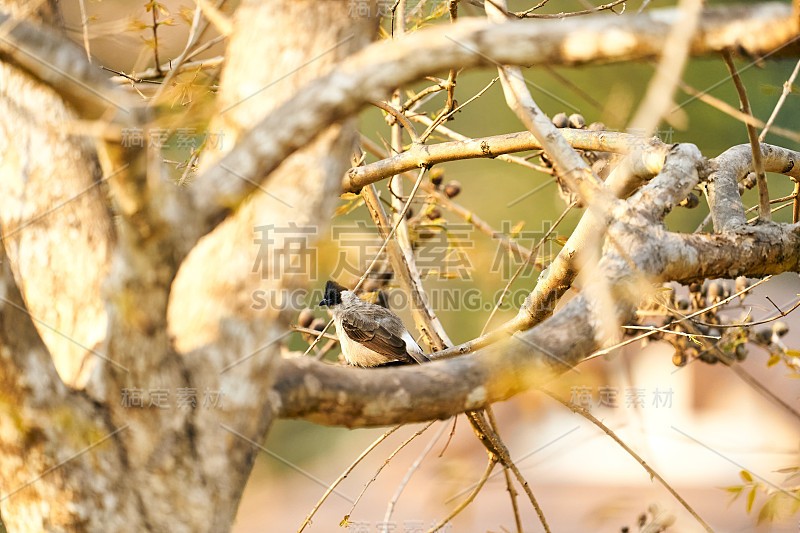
1,1 -> 800,531
0,1 -> 375,531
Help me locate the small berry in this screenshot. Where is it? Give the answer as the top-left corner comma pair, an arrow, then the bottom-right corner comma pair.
444,180 -> 461,198
430,169 -> 444,187
310,318 -> 326,332
298,308 -> 314,329
552,112 -> 568,128
679,193 -> 700,209
568,113 -> 585,129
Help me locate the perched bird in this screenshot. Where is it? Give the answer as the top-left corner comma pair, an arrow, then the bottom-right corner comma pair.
319,280 -> 429,367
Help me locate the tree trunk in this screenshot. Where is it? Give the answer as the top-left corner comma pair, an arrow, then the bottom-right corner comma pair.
0,1 -> 375,531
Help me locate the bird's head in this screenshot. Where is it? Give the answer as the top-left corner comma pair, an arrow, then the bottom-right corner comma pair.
319,280 -> 347,307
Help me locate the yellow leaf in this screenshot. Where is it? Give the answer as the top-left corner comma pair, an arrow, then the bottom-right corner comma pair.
741,470 -> 753,483
340,192 -> 360,200
767,354 -> 781,367
747,486 -> 756,513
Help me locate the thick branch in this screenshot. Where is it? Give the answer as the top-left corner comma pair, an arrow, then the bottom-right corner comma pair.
346,129 -> 657,192
707,144 -> 800,232
431,140 -> 672,360
0,12 -> 140,122
186,2 -> 798,245
274,218 -> 800,427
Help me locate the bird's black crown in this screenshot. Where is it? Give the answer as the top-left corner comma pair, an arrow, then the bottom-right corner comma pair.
319,280 -> 346,307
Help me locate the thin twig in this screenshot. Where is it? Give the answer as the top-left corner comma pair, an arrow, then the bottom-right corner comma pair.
151,0 -> 204,103
516,0 -> 627,17
297,426 -> 403,533
383,421 -> 448,524
427,457 -> 498,533
443,0 -> 460,114
586,276 -> 773,360
303,168 -> 428,356
359,135 -> 547,272
184,33 -> 227,63
77,0 -> 91,63
678,81 -> 800,144
485,408 -> 523,533
343,422 -> 436,522
623,325 -> 720,339
467,411 -> 552,532
102,66 -> 162,85
543,65 -> 604,112
727,363 -> 800,422
480,201 -> 575,335
723,50 -> 770,222
371,99 -> 419,143
503,466 -> 523,533
793,180 -> 800,223
401,83 -> 447,112
418,76 -> 499,143
543,390 -> 714,532
292,326 -> 339,341
627,0 -> 702,136
150,1 -> 163,75
759,59 -> 800,142
108,57 -> 224,85
746,199 -> 793,223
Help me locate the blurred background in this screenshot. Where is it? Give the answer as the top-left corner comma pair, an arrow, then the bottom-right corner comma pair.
59,0 -> 800,530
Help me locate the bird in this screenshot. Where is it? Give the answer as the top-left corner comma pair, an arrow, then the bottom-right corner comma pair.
319,280 -> 429,367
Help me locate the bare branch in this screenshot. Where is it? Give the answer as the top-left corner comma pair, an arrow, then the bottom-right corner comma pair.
0,12 -> 139,120
706,144 -> 800,232
627,0 -> 702,135
346,129 -> 657,192
723,51 -> 771,223
760,59 -> 800,142
187,2 -> 798,246
543,390 -> 714,532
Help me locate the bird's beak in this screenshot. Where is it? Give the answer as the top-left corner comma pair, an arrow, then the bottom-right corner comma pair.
319,299 -> 328,307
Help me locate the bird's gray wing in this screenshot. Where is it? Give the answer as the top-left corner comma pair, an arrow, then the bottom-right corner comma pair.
339,307 -> 417,364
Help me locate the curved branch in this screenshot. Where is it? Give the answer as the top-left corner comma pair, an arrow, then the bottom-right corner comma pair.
345,129 -> 658,192
273,145 -> 800,427
186,2 -> 798,245
707,143 -> 800,232
0,13 -> 140,121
